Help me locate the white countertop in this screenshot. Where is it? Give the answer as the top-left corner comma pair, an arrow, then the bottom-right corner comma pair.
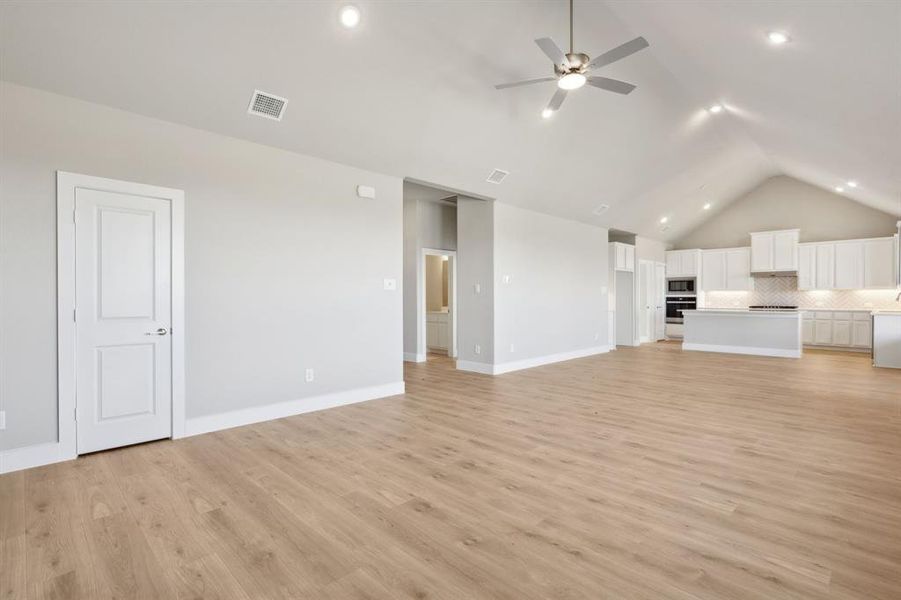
872,310 -> 901,316
683,309 -> 801,319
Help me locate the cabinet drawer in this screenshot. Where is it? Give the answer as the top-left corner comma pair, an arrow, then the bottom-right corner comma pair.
813,311 -> 832,320
802,311 -> 816,319
853,312 -> 872,321
832,311 -> 853,321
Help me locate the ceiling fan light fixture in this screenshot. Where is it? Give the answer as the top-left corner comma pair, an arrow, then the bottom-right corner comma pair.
558,72 -> 587,90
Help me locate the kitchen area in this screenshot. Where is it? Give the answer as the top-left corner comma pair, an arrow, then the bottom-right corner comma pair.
664,224 -> 901,367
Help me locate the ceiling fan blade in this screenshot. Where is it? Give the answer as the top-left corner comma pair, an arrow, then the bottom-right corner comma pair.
535,37 -> 569,68
494,76 -> 557,90
547,88 -> 568,111
587,36 -> 649,70
587,76 -> 637,95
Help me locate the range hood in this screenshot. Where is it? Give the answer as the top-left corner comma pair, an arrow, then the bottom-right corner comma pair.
751,270 -> 797,278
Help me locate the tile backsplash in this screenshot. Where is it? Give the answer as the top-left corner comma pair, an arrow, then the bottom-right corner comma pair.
705,276 -> 901,310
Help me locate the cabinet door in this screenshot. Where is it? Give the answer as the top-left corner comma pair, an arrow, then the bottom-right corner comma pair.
624,245 -> 635,272
701,251 -> 726,291
725,248 -> 751,290
832,320 -> 852,346
751,233 -> 772,272
834,242 -> 864,289
864,238 -> 895,288
615,244 -> 626,270
682,251 -> 699,277
815,244 -> 835,289
773,230 -> 798,271
852,320 -> 871,348
801,319 -> 814,345
798,245 -> 815,290
665,251 -> 681,276
814,320 -> 833,345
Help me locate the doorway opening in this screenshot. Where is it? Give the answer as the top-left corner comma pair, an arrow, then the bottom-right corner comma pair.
422,250 -> 457,359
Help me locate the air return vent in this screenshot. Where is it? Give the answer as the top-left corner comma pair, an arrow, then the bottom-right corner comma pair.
247,90 -> 288,121
486,168 -> 509,184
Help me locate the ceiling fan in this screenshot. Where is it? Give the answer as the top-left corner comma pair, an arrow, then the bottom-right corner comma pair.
495,0 -> 649,117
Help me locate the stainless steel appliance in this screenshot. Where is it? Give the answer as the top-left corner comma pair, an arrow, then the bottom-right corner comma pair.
666,295 -> 696,323
667,278 -> 695,294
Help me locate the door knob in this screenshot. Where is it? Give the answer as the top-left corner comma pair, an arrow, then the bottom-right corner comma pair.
145,328 -> 168,336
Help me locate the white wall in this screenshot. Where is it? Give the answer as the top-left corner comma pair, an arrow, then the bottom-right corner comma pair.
0,82 -> 403,452
493,203 -> 608,365
674,175 -> 899,249
456,198 -> 494,366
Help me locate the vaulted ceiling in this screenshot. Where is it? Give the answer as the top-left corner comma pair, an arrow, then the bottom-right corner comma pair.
1,1 -> 898,241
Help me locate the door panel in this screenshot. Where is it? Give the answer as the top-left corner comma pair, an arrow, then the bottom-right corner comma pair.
76,188 -> 172,454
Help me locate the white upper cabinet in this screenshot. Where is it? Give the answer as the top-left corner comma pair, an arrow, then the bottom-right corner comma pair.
750,229 -> 799,272
834,241 -> 864,289
701,248 -> 751,291
611,242 -> 634,272
725,248 -> 752,290
799,236 -> 894,291
864,237 -> 896,288
664,249 -> 700,278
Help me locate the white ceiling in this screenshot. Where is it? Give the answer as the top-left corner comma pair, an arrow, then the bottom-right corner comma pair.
1,1 -> 898,241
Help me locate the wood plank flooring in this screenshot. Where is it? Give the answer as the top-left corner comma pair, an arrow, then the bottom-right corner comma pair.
2,342 -> 901,599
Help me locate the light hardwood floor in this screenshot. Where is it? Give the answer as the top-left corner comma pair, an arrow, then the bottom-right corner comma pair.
2,343 -> 901,599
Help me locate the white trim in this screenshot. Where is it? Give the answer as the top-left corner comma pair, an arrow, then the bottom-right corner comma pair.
419,248 -> 457,359
0,442 -> 73,475
403,352 -> 427,363
184,381 -> 405,437
454,360 -> 496,375
683,343 -> 801,358
56,172 -> 186,456
456,346 -> 612,375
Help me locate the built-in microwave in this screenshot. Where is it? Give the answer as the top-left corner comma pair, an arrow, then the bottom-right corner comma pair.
667,279 -> 695,294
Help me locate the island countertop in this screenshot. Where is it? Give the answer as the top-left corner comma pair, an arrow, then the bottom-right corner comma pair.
682,309 -> 801,318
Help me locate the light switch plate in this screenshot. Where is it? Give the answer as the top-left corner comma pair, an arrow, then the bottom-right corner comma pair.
305,368 -> 314,383
474,344 -> 481,355
383,278 -> 397,291
474,283 -> 481,294
502,274 -> 512,284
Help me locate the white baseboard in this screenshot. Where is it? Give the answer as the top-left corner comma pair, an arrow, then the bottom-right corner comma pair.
403,352 -> 426,363
456,346 -> 611,375
683,343 -> 801,358
0,441 -> 74,475
454,360 -> 495,374
184,381 -> 405,437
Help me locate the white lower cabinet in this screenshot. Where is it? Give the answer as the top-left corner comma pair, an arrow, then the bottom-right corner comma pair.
803,310 -> 872,350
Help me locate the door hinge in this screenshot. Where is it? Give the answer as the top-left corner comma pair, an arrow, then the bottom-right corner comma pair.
73,209 -> 77,223
74,407 -> 78,421
73,308 -> 77,322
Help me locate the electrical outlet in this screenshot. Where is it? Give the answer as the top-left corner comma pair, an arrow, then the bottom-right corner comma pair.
502,274 -> 512,284
383,278 -> 397,291
474,344 -> 481,355
305,368 -> 314,383
0,410 -> 5,430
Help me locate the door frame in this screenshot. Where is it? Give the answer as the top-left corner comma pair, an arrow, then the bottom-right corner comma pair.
419,248 -> 457,359
56,171 -> 186,458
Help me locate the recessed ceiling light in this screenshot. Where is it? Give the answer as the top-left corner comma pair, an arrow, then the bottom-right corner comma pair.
767,31 -> 790,45
558,73 -> 587,90
708,104 -> 724,114
659,216 -> 669,224
847,180 -> 858,188
702,203 -> 712,210
835,186 -> 844,193
340,5 -> 361,28
541,108 -> 554,119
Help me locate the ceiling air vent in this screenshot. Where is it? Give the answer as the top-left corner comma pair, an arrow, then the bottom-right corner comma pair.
247,90 -> 288,121
486,169 -> 509,184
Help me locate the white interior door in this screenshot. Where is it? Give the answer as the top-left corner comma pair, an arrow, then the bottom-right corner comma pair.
654,263 -> 666,340
638,260 -> 651,342
75,188 -> 173,453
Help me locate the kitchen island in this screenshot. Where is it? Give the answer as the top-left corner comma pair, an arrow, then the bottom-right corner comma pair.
682,309 -> 803,358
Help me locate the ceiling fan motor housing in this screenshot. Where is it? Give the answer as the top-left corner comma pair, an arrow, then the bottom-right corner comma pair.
556,52 -> 590,75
